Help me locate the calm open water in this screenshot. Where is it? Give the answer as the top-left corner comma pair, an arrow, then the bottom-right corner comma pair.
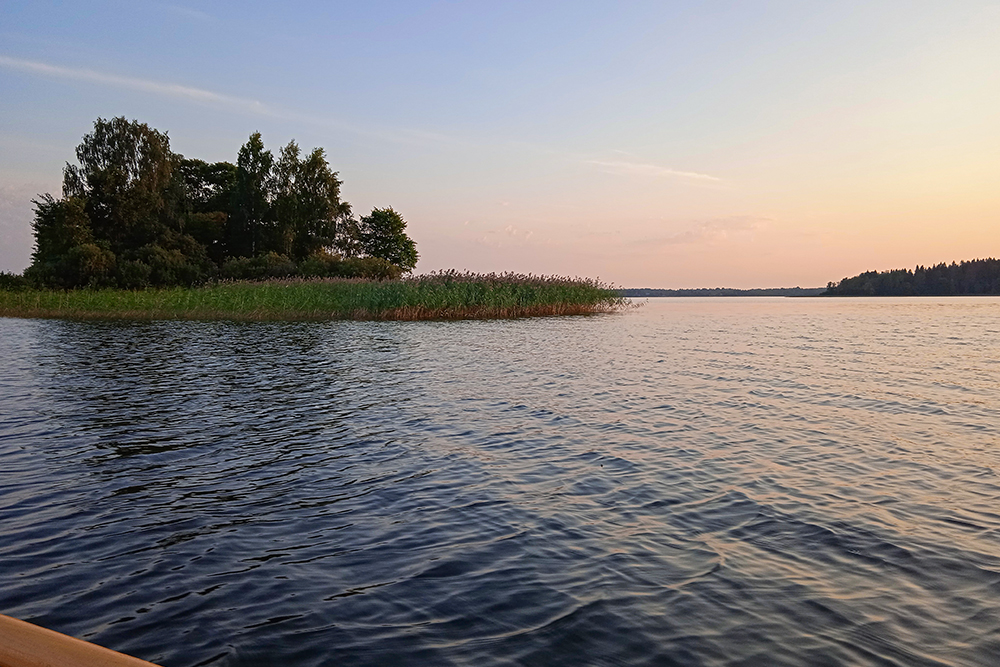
2,297 -> 999,667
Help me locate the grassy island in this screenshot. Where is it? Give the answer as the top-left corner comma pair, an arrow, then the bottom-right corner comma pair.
3,118 -> 624,321
0,272 -> 625,321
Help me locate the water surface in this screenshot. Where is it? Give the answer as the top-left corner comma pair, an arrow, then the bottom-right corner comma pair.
2,297 -> 999,666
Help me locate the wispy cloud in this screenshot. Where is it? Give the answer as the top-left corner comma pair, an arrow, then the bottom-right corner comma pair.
586,159 -> 721,182
476,223 -> 536,248
156,3 -> 213,22
651,216 -> 771,246
0,55 -> 267,112
0,55 -> 459,148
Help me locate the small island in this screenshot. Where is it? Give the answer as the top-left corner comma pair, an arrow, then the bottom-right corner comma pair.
0,117 -> 623,320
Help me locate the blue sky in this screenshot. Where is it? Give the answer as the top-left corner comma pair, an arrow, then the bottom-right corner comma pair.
2,1 -> 998,287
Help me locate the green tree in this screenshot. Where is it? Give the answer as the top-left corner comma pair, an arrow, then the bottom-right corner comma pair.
333,215 -> 362,257
47,117 -> 212,286
272,141 -> 354,260
271,140 -> 302,257
229,132 -> 274,258
357,207 -> 418,272
178,158 -> 237,214
26,195 -> 116,287
24,117 -> 380,287
62,117 -> 179,255
177,158 -> 236,262
30,195 -> 93,262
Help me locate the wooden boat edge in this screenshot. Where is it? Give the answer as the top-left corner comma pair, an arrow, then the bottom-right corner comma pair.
0,614 -> 161,667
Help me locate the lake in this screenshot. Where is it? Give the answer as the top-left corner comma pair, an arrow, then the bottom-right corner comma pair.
2,297 -> 999,666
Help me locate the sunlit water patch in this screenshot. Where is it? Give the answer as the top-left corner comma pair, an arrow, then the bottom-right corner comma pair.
2,297 -> 999,666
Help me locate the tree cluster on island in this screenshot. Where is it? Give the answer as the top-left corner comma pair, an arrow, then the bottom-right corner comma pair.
21,117 -> 419,289
823,259 -> 1000,296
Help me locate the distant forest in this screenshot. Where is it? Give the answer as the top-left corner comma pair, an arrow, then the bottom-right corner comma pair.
621,287 -> 825,297
17,117 -> 418,289
823,259 -> 1000,296
621,260 -> 1000,298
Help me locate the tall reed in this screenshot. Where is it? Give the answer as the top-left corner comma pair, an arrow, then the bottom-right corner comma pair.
0,272 -> 626,321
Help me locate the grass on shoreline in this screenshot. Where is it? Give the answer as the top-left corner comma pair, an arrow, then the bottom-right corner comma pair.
0,272 -> 626,322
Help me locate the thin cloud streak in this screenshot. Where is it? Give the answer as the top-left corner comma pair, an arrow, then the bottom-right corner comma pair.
587,159 -> 721,182
156,3 -> 214,22
642,216 -> 772,247
0,55 -> 454,148
0,56 -> 715,176
0,55 -> 267,112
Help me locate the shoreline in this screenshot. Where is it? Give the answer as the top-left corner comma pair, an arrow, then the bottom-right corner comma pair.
0,277 -> 625,322
0,302 -> 619,322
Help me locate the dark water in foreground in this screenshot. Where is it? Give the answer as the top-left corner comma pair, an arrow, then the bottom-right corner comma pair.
2,297 -> 999,667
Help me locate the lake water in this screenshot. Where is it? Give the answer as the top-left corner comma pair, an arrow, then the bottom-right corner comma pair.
2,297 -> 999,666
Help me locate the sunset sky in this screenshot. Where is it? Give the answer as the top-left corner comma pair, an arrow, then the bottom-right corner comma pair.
2,1 -> 998,288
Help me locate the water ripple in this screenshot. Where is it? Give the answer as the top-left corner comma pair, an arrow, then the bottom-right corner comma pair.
2,297 -> 1000,666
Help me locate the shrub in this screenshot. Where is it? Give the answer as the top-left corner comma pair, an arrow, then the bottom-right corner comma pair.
117,260 -> 153,289
0,272 -> 28,291
137,245 -> 208,287
339,256 -> 403,280
221,252 -> 298,281
298,251 -> 342,278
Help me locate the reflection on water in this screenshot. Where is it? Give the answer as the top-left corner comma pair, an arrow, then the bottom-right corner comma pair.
2,297 -> 1000,666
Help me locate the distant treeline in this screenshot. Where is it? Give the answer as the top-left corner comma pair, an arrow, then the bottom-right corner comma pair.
621,287 -> 825,297
823,259 -> 1000,296
12,117 -> 418,289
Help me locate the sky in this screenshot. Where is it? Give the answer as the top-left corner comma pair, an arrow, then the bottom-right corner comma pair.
1,1 -> 998,288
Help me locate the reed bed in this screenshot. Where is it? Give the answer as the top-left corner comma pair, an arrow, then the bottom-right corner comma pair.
0,272 -> 626,321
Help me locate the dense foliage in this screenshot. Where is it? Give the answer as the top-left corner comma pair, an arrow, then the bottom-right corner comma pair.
23,117 -> 418,288
358,208 -> 419,272
823,259 -> 1000,296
